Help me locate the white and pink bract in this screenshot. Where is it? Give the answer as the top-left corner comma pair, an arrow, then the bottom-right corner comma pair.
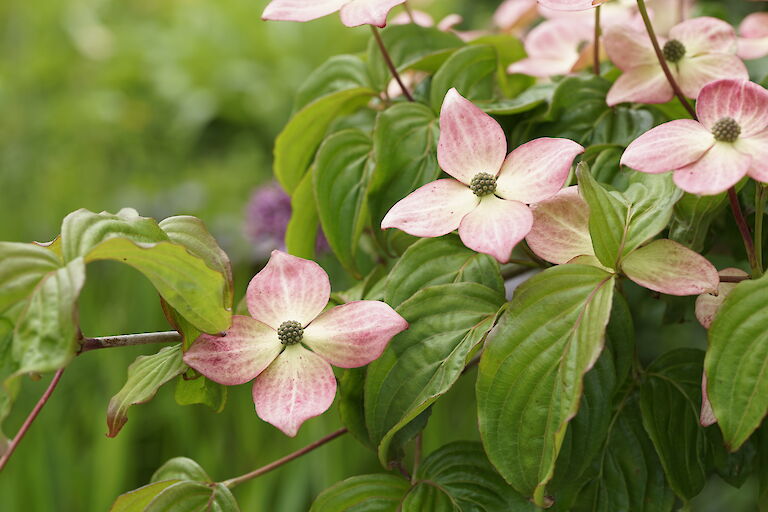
184,251 -> 407,436
262,0 -> 405,28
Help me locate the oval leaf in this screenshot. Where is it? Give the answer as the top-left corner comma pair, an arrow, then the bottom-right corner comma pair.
310,474 -> 410,512
0,242 -> 62,313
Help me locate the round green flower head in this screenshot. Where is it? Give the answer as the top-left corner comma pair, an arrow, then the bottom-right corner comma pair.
662,39 -> 686,63
277,320 -> 303,345
711,117 -> 741,143
470,172 -> 497,197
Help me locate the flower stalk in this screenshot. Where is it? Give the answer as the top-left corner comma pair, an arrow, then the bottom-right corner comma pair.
371,26 -> 414,101
593,5 -> 601,75
79,331 -> 183,353
728,188 -> 760,274
221,428 -> 348,489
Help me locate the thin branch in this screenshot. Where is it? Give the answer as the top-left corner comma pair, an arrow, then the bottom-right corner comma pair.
403,1 -> 416,24
79,331 -> 183,353
755,184 -> 766,278
728,188 -> 759,274
0,368 -> 65,472
221,428 -> 348,489
371,26 -> 414,102
635,0 -> 697,119
593,5 -> 601,76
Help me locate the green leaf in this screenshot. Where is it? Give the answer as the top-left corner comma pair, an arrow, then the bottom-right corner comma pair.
476,84 -> 554,115
535,75 -> 655,147
12,258 -> 86,377
61,208 -> 169,263
151,457 -> 211,483
404,442 -> 535,511
384,235 -> 503,307
477,265 -> 615,505
368,103 -> 440,231
430,45 -> 497,112
640,349 -> 707,501
367,25 -> 464,90
86,237 -> 231,334
668,191 -> 728,252
295,54 -> 372,111
0,315 -> 21,452
314,129 -> 374,276
338,367 -> 374,449
468,34 -> 527,97
621,173 -> 683,255
159,215 -> 234,308
0,242 -> 62,313
571,395 -> 676,512
285,169 -> 320,259
705,273 -> 768,451
174,372 -> 227,413
310,474 -> 410,512
576,164 -> 630,269
106,345 -> 186,438
110,481 -> 180,512
144,481 -> 238,512
366,283 -> 505,466
274,87 -> 376,193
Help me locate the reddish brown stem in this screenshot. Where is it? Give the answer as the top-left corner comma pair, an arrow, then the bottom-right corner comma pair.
0,368 -> 65,473
371,26 -> 414,102
79,331 -> 182,353
728,188 -> 759,272
221,428 -> 348,488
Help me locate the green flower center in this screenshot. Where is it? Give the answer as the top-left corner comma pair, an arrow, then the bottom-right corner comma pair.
277,320 -> 303,345
662,39 -> 686,63
711,117 -> 741,143
469,172 -> 497,197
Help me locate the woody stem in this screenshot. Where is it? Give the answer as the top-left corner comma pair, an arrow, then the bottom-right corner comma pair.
371,26 -> 414,102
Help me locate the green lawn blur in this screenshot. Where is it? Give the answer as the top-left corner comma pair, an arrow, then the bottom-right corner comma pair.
0,0 -> 483,509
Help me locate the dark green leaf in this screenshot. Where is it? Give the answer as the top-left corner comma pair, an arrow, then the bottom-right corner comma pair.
314,129 -> 374,276
295,54 -> 372,111
668,191 -> 728,252
310,474 -> 410,512
151,457 -> 211,483
369,103 -> 440,231
476,84 -> 554,115
385,235 -> 503,307
477,265 -> 615,505
0,242 -> 62,313
641,349 -> 707,501
430,45 -> 497,112
274,87 -> 376,193
705,273 -> 768,451
405,441 -> 534,511
106,345 -> 186,437
285,169 -> 320,259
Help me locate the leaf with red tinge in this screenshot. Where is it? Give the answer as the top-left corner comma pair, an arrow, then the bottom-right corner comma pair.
107,345 -> 186,437
621,239 -> 719,296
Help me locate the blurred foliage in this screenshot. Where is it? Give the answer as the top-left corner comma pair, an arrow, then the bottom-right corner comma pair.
0,0 -> 765,510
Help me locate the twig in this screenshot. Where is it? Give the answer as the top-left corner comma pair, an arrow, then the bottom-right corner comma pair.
728,188 -> 759,274
371,26 -> 414,102
0,368 -> 65,472
635,0 -> 697,119
79,331 -> 183,353
593,5 -> 602,76
221,428 -> 348,489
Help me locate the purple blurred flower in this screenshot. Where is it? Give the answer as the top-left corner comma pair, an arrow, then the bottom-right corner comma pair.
245,181 -> 329,258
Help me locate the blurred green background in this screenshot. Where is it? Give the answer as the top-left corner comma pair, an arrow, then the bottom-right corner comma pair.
0,0 -> 764,510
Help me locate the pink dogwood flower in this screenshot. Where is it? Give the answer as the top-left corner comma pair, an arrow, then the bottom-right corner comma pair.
622,79 -> 768,195
262,0 -> 405,28
508,18 -> 595,77
184,250 -> 408,436
738,12 -> 768,60
604,17 -> 748,106
538,0 -> 609,11
381,88 -> 584,263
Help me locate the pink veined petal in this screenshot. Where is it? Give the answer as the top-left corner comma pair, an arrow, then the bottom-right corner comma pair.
673,143 -> 752,196
339,0 -> 406,28
526,186 -> 594,264
458,196 -> 533,263
303,301 -> 408,368
252,344 -> 337,437
537,0 -> 609,11
262,0 -> 348,22
621,119 -> 714,174
695,268 -> 748,329
183,316 -> 282,386
390,10 -> 434,26
493,0 -> 539,31
495,138 -> 584,204
246,250 -> 331,330
381,179 -> 479,237
508,58 -> 577,77
697,79 -> 768,136
603,23 -> 657,70
669,16 -> 738,55
621,239 -> 720,296
738,37 -> 768,60
700,373 -> 717,427
437,14 -> 464,32
740,12 -> 768,39
737,129 -> 768,183
437,88 -> 508,184
676,54 -> 749,99
508,19 -> 593,77
606,64 -> 673,106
